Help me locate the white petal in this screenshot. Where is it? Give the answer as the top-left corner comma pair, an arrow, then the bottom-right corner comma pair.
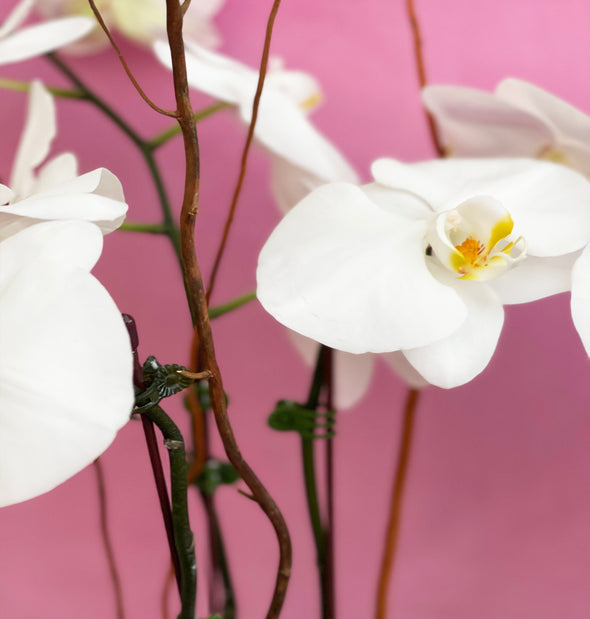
490,253 -> 578,304
240,87 -> 359,184
497,79 -> 590,147
266,59 -> 323,110
287,330 -> 375,409
0,190 -> 128,238
10,81 -> 55,198
270,156 -> 325,214
422,84 -> 553,157
154,39 -> 253,105
381,352 -> 429,389
403,283 -> 504,389
571,245 -> 590,356
0,17 -> 94,65
372,157 -> 590,256
0,0 -> 34,38
34,153 -> 79,194
0,221 -> 133,506
257,183 -> 467,353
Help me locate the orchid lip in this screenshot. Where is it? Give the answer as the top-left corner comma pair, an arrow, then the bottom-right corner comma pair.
425,195 -> 527,281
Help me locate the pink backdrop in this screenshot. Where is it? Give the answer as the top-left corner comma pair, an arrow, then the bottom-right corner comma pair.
1,1 -> 590,618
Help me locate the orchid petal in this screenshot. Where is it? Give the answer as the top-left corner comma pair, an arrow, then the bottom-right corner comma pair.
270,157 -> 324,214
372,157 -> 590,256
266,59 -> 323,110
0,191 -> 127,238
0,0 -> 34,38
0,17 -> 94,65
381,352 -> 429,389
0,221 -> 133,506
257,183 -> 467,353
34,153 -> 79,194
154,39 -> 252,105
10,81 -> 55,198
423,84 -> 553,157
287,330 -> 375,408
490,253 -> 577,304
403,283 -> 504,389
570,245 -> 590,356
497,79 -> 590,146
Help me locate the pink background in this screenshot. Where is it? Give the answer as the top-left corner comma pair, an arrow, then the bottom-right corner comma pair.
1,1 -> 590,618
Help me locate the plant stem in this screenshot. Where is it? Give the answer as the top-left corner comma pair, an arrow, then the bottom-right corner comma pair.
0,77 -> 82,98
148,101 -> 232,151
209,290 -> 257,319
120,221 -> 169,234
45,53 -> 183,267
375,388 -> 420,619
206,0 -> 283,302
94,458 -> 126,619
142,404 -> 197,619
165,1 -> 291,616
405,0 -> 444,156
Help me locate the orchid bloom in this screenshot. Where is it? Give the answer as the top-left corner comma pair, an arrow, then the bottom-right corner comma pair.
0,220 -> 133,506
257,158 -> 590,389
0,81 -> 127,240
0,0 -> 93,64
423,80 -> 590,358
422,78 -> 590,177
154,40 -> 359,211
35,0 -> 225,52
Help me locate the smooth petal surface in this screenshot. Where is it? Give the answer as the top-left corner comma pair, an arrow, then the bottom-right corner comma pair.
0,0 -> 34,38
497,79 -> 590,146
423,84 -> 553,157
0,221 -> 133,506
10,81 -> 55,198
0,17 -> 93,64
288,331 -> 375,409
571,245 -> 590,356
381,352 -> 429,389
490,253 -> 578,304
270,157 -> 325,214
403,282 -> 504,389
257,183 -> 467,353
372,157 -> 590,256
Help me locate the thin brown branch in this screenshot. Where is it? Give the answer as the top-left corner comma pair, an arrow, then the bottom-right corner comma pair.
206,0 -> 283,303
164,0 -> 292,616
375,389 -> 420,619
94,458 -> 126,619
405,0 -> 445,157
87,0 -> 176,117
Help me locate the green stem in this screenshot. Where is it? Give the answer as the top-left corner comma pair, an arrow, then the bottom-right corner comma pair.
148,101 -> 232,150
302,345 -> 331,619
0,77 -> 83,98
142,404 -> 196,619
45,53 -> 183,268
120,221 -> 169,234
209,290 -> 257,319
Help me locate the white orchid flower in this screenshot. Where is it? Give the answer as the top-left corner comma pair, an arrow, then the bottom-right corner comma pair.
0,220 -> 133,506
422,78 -> 590,177
0,81 -> 128,240
35,0 -> 225,53
154,40 -> 359,211
0,0 -> 93,64
423,80 -> 590,359
257,158 -> 590,389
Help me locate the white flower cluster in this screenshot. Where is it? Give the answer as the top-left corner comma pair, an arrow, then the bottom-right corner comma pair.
0,3 -> 133,506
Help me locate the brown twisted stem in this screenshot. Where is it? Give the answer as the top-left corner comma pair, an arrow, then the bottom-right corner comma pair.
406,0 -> 445,156
206,0 -> 283,302
93,458 -> 126,619
164,1 -> 292,616
375,389 -> 420,619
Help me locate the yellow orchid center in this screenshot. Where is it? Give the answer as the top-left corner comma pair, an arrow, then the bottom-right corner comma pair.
426,196 -> 526,282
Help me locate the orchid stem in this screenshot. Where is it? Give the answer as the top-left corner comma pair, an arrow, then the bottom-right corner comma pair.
0,77 -> 82,98
148,101 -> 232,151
209,290 -> 257,319
45,53 -> 183,268
120,221 -> 169,234
375,388 -> 420,619
142,404 -> 196,619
